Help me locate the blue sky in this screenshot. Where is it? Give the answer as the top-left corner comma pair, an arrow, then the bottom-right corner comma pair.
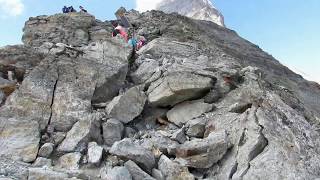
0,0 -> 319,83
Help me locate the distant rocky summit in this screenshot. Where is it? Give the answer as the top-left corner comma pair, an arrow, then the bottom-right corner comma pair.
0,8 -> 319,180
154,0 -> 225,27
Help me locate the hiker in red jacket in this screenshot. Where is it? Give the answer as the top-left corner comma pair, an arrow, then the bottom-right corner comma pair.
111,21 -> 128,42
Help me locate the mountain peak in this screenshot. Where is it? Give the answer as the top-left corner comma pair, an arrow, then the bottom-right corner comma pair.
137,0 -> 225,27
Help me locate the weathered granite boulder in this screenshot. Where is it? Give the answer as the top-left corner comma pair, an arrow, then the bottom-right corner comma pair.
176,130 -> 229,168
81,40 -> 131,103
22,13 -> 95,46
57,116 -> 102,152
167,100 -> 213,126
109,138 -> 156,172
106,86 -> 147,123
102,119 -> 124,146
158,155 -> 194,180
147,73 -> 214,107
56,152 -> 82,170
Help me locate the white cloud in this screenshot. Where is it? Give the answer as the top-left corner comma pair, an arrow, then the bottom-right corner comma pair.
136,0 -> 163,12
0,0 -> 24,16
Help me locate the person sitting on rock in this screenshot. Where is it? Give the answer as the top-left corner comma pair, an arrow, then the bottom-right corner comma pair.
62,6 -> 69,13
111,21 -> 128,42
79,6 -> 88,13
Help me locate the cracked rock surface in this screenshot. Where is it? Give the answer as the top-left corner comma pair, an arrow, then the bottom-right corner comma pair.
0,9 -> 319,180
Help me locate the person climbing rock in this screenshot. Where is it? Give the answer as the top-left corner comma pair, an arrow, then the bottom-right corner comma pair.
79,6 -> 88,13
137,35 -> 146,50
111,21 -> 128,42
128,36 -> 138,49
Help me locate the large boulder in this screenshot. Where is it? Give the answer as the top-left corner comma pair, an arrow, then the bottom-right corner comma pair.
102,119 -> 124,146
0,58 -> 59,131
81,40 -> 131,103
56,152 -> 82,170
1,36 -> 130,133
22,13 -> 95,46
176,130 -> 229,168
57,115 -> 102,152
109,138 -> 156,172
147,73 -> 214,107
106,86 -> 147,124
167,100 -> 213,126
0,117 -> 40,163
158,155 -> 194,180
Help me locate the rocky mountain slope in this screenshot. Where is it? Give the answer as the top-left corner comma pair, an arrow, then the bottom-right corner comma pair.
145,0 -> 225,27
0,9 -> 320,180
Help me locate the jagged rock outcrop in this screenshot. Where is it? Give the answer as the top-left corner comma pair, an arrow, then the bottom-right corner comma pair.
0,8 -> 319,180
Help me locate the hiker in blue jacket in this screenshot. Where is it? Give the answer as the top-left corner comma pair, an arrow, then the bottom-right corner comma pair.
62,6 -> 68,13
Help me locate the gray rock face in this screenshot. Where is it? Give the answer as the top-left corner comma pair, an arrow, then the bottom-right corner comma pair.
106,86 -> 147,123
176,130 -> 229,168
57,116 -> 101,152
103,119 -> 124,146
105,166 -> 132,180
124,160 -> 155,180
38,143 -> 54,158
109,138 -> 156,172
87,142 -> 103,165
81,41 -> 131,103
0,117 -> 40,163
148,73 -> 214,107
23,13 -> 95,46
167,100 -> 213,126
